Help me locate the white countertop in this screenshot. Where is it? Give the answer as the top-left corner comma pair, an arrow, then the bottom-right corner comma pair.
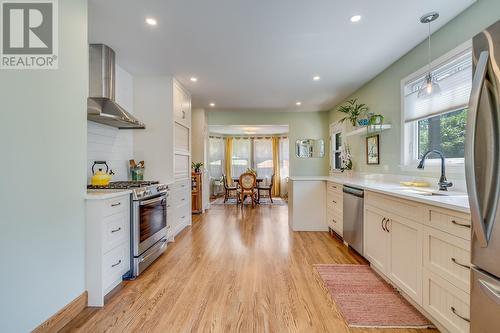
85,189 -> 132,200
289,174 -> 470,214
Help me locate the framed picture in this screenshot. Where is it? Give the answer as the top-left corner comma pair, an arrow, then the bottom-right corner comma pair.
366,135 -> 380,165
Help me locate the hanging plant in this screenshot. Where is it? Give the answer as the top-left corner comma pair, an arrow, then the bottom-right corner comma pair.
337,98 -> 369,127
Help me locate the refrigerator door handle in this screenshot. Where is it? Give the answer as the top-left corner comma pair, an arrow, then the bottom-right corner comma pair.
466,51 -> 490,248
479,279 -> 500,305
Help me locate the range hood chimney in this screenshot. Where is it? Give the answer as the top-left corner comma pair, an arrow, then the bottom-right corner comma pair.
87,44 -> 145,129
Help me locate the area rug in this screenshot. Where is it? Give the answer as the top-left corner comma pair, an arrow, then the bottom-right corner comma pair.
211,197 -> 286,206
314,264 -> 433,329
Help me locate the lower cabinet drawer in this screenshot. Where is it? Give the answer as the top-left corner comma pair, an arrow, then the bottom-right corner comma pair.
102,243 -> 130,293
428,209 -> 471,241
173,187 -> 190,207
174,154 -> 190,179
423,226 -> 471,293
102,211 -> 128,254
423,269 -> 470,333
327,209 -> 343,236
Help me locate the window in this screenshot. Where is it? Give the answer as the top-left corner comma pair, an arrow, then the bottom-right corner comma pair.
329,123 -> 343,171
208,137 -> 224,180
402,43 -> 472,166
231,138 -> 251,177
253,138 -> 273,181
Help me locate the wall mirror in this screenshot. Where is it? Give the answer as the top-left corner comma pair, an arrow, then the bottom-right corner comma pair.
295,139 -> 325,158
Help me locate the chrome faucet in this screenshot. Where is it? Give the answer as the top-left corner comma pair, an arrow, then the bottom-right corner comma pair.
417,150 -> 453,191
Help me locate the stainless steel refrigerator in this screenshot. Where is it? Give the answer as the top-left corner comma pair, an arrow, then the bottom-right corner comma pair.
467,19 -> 500,333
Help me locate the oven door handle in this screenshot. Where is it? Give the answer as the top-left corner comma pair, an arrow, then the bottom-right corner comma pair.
139,196 -> 166,206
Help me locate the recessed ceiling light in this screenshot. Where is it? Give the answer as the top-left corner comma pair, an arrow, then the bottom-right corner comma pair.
350,15 -> 362,23
145,17 -> 157,26
296,101 -> 302,106
190,77 -> 198,82
209,103 -> 215,107
313,76 -> 321,81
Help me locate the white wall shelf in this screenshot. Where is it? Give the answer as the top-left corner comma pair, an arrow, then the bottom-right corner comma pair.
345,124 -> 392,137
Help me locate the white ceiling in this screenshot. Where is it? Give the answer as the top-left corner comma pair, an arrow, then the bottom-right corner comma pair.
88,0 -> 475,111
209,125 -> 289,136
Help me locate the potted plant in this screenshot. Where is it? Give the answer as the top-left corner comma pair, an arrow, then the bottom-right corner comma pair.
192,162 -> 204,173
337,98 -> 369,127
369,114 -> 384,125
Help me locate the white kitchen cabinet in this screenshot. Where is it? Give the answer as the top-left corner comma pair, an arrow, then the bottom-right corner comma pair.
85,193 -> 131,307
365,200 -> 423,305
386,215 -> 423,305
364,206 -> 390,274
326,181 -> 343,236
288,179 -> 327,231
364,190 -> 471,332
171,80 -> 192,238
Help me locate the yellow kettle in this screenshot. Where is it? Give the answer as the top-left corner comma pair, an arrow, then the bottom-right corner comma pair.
91,161 -> 113,186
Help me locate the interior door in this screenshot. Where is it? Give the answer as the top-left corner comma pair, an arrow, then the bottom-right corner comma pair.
468,20 -> 500,277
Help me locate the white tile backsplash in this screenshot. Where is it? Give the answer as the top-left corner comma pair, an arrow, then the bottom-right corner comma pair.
87,121 -> 134,182
87,64 -> 135,184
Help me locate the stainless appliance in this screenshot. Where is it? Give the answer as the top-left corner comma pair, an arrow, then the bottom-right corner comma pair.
467,19 -> 500,333
88,44 -> 145,129
131,183 -> 169,277
342,185 -> 364,254
87,181 -> 170,277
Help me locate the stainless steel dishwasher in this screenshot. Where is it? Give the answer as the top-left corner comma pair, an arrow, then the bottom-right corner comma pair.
342,185 -> 364,255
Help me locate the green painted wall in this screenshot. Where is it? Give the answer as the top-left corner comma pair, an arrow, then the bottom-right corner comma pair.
208,110 -> 330,176
0,1 -> 88,331
329,0 -> 500,176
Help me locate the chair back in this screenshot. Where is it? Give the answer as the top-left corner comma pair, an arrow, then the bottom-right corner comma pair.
222,174 -> 231,189
269,174 -> 275,187
239,172 -> 256,191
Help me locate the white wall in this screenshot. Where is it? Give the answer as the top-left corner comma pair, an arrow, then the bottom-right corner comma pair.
87,65 -> 134,182
133,76 -> 174,184
0,1 -> 88,331
191,108 -> 210,210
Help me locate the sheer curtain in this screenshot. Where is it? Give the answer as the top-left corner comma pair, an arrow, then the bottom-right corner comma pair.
208,137 -> 225,196
231,138 -> 251,178
279,138 -> 289,196
254,138 -> 273,184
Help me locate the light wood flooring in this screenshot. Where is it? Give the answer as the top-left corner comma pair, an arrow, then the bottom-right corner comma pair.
62,203 -> 438,333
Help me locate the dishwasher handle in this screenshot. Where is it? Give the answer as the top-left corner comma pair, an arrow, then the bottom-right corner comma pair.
343,185 -> 364,198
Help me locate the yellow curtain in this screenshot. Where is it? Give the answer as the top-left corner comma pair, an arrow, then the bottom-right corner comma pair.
272,137 -> 280,197
224,137 -> 233,185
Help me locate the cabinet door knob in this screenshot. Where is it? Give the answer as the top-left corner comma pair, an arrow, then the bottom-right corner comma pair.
111,202 -> 121,207
111,259 -> 122,268
384,218 -> 390,232
381,217 -> 387,231
111,227 -> 121,233
451,257 -> 471,269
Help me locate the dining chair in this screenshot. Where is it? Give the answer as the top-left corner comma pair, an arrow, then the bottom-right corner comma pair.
222,174 -> 238,203
257,174 -> 274,203
238,172 -> 257,208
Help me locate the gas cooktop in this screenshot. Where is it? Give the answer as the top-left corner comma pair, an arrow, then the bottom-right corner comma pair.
87,181 -> 159,190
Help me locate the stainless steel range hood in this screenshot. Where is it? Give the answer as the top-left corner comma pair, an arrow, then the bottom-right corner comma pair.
87,44 -> 145,129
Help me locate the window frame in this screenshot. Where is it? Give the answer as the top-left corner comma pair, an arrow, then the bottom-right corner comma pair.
329,122 -> 344,173
400,40 -> 472,171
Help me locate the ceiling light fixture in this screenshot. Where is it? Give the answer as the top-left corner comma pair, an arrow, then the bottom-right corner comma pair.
313,76 -> 320,81
418,12 -> 441,98
209,103 -> 215,107
190,77 -> 198,82
145,17 -> 157,26
296,101 -> 302,106
350,15 -> 362,23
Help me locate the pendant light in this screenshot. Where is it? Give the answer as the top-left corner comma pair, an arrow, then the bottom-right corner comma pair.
418,12 -> 441,98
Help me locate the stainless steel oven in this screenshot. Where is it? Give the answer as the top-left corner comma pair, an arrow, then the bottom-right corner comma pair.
131,184 -> 169,277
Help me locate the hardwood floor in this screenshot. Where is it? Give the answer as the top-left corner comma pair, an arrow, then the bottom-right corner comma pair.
62,203 -> 438,333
